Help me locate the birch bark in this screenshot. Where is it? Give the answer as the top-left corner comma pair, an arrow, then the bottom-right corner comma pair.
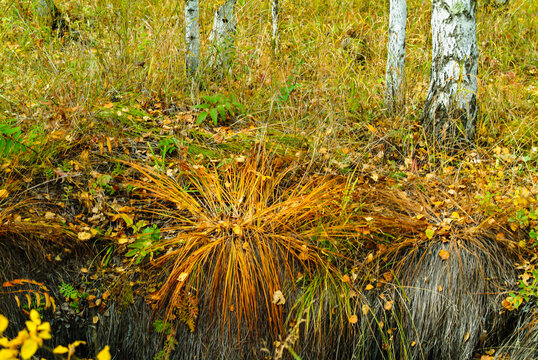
422,0 -> 478,148
385,0 -> 407,113
208,0 -> 237,73
185,0 -> 200,75
272,0 -> 279,52
35,0 -> 67,35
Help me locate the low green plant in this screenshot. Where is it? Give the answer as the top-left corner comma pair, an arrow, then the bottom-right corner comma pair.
276,76 -> 300,105
58,282 -> 87,312
158,138 -> 179,157
194,94 -> 244,126
0,120 -> 40,158
152,319 -> 176,360
508,268 -> 538,309
90,173 -> 116,196
125,224 -> 161,264
148,139 -> 179,173
152,319 -> 172,335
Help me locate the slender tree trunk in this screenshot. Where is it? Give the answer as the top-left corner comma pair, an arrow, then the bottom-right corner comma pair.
185,0 -> 200,76
271,0 -> 279,53
422,0 -> 478,149
385,0 -> 407,113
35,0 -> 68,36
208,0 -> 237,74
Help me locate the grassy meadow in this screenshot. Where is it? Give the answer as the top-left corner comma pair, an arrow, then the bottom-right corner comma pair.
0,0 -> 537,359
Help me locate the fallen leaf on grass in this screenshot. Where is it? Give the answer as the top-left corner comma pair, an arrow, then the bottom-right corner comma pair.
272,290 -> 285,305
78,232 -> 92,241
438,249 -> 450,260
348,314 -> 358,324
0,189 -> 9,200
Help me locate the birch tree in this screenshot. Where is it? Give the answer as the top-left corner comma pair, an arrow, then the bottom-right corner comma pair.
208,0 -> 237,74
272,0 -> 279,52
185,0 -> 200,75
35,0 -> 68,35
422,0 -> 478,148
385,0 -> 407,113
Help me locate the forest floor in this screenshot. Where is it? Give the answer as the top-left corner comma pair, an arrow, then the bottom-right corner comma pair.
0,1 -> 537,360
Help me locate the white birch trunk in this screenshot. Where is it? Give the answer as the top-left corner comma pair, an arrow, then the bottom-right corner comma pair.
208,0 -> 237,73
185,0 -> 200,75
35,0 -> 66,34
271,0 -> 279,52
385,0 -> 407,113
422,0 -> 478,147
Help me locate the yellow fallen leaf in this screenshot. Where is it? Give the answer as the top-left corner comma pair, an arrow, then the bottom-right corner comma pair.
177,272 -> 189,282
97,345 -> 111,360
118,236 -> 129,244
272,290 -> 285,305
361,304 -> 370,315
464,331 -> 470,342
502,297 -> 514,310
20,338 -> 39,359
0,348 -> 18,359
0,314 -> 8,333
232,224 -> 242,236
384,301 -> 394,311
425,228 -> 435,239
438,249 -> 450,260
78,232 -> 92,241
0,189 -> 9,200
103,102 -> 114,109
348,314 -> 358,324
341,274 -> 351,284
365,284 -> 374,291
53,345 -> 69,354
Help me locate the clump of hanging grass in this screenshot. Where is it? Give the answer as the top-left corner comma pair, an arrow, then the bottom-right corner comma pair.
125,149 -> 361,357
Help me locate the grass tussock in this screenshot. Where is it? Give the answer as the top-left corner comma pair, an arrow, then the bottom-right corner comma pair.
126,150 -> 354,340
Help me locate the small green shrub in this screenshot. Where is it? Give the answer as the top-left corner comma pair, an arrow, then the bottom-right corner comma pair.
508,268 -> 538,309
194,94 -> 244,126
0,120 -> 41,158
125,224 -> 161,264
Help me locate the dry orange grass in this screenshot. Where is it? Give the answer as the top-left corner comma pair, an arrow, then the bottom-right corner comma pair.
126,151 -> 358,336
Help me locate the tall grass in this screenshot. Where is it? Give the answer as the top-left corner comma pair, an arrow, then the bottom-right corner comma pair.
0,0 -> 534,155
